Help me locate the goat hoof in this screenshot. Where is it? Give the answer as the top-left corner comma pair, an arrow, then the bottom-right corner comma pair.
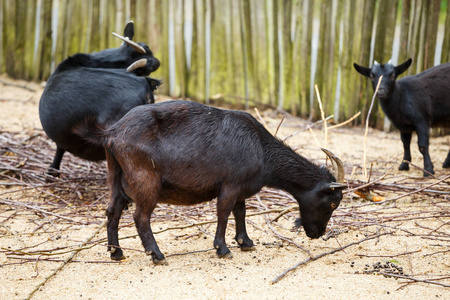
423,171 -> 435,177
241,245 -> 256,252
110,252 -> 126,261
153,258 -> 168,265
218,252 -> 233,259
398,163 -> 409,171
443,161 -> 450,168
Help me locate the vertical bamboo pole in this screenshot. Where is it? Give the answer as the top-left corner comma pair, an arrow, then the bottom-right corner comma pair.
264,0 -> 275,106
115,0 -> 123,35
442,0 -> 450,63
50,0 -> 60,73
0,0 -> 3,73
168,0 -> 176,96
275,0 -> 283,110
408,0 -> 423,74
204,0 -> 211,103
423,0 -> 441,69
239,0 -> 249,108
353,0 -> 376,126
398,0 -> 411,64
372,0 -> 398,129
282,0 -> 293,112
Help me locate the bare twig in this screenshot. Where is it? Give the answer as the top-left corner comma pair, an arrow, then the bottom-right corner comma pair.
363,75 -> 383,180
271,231 -> 392,284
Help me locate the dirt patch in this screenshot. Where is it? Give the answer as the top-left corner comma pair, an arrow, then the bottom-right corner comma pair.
1,76 -> 449,299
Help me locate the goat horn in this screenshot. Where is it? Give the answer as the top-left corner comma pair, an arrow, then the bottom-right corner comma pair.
387,59 -> 392,65
126,58 -> 148,73
374,60 -> 379,65
112,32 -> 146,54
321,148 -> 346,184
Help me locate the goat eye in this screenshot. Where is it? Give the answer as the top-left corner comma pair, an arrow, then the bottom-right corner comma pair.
331,203 -> 337,209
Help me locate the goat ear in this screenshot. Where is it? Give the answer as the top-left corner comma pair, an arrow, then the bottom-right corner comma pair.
123,21 -> 135,40
353,63 -> 371,78
395,58 -> 412,77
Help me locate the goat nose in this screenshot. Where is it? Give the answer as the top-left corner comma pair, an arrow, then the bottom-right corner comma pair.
152,58 -> 160,72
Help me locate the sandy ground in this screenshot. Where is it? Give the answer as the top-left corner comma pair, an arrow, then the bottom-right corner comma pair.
0,75 -> 449,299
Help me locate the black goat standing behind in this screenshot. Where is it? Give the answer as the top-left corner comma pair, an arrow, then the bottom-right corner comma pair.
354,59 -> 450,176
75,100 -> 347,264
39,21 -> 160,175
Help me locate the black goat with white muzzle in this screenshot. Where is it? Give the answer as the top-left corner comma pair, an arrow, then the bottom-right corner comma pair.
75,100 -> 347,264
354,59 -> 450,176
39,21 -> 160,175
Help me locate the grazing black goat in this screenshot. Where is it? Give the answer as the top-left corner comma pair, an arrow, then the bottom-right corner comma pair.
76,100 -> 347,264
354,59 -> 450,176
39,21 -> 160,175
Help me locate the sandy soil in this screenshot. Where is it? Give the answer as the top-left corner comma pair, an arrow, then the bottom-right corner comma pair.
0,75 -> 449,300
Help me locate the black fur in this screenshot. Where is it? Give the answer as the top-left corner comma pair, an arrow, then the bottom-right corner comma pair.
39,22 -> 160,175
354,59 -> 450,176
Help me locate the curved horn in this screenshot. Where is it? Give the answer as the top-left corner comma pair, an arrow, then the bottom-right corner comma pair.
321,148 -> 346,184
112,32 -> 146,54
374,60 -> 379,65
126,58 -> 148,73
387,59 -> 392,65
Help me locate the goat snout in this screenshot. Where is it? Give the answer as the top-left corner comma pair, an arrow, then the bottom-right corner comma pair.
150,58 -> 160,72
377,88 -> 387,97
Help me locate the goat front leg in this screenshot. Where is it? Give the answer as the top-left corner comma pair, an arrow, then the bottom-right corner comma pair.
399,132 -> 412,171
443,150 -> 450,168
232,200 -> 254,251
416,125 -> 434,176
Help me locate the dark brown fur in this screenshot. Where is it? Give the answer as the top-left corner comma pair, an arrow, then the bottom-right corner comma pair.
77,100 -> 345,264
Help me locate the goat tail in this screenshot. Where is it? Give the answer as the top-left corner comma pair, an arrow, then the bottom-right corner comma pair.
71,116 -> 109,147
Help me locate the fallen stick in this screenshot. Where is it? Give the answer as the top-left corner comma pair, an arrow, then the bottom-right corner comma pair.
384,174 -> 450,202
25,219 -> 107,300
344,173 -> 388,194
271,231 -> 391,284
355,249 -> 421,258
379,272 -> 450,288
282,116 -> 333,142
328,111 -> 361,130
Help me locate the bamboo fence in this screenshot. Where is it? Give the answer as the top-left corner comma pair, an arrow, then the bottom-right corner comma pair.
1,0 -> 449,127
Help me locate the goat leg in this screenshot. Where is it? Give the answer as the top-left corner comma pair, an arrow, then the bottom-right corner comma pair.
133,204 -> 167,265
214,193 -> 235,259
399,132 -> 412,171
47,146 -> 65,177
232,200 -> 254,251
106,194 -> 127,260
417,126 -> 435,176
443,151 -> 450,168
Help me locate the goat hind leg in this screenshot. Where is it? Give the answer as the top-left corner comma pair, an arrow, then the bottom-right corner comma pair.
232,200 -> 254,251
47,146 -> 65,177
443,150 -> 450,168
417,126 -> 434,176
133,203 -> 166,265
106,191 -> 129,260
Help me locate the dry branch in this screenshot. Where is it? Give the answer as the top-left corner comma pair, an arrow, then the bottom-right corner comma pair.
271,231 -> 392,284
